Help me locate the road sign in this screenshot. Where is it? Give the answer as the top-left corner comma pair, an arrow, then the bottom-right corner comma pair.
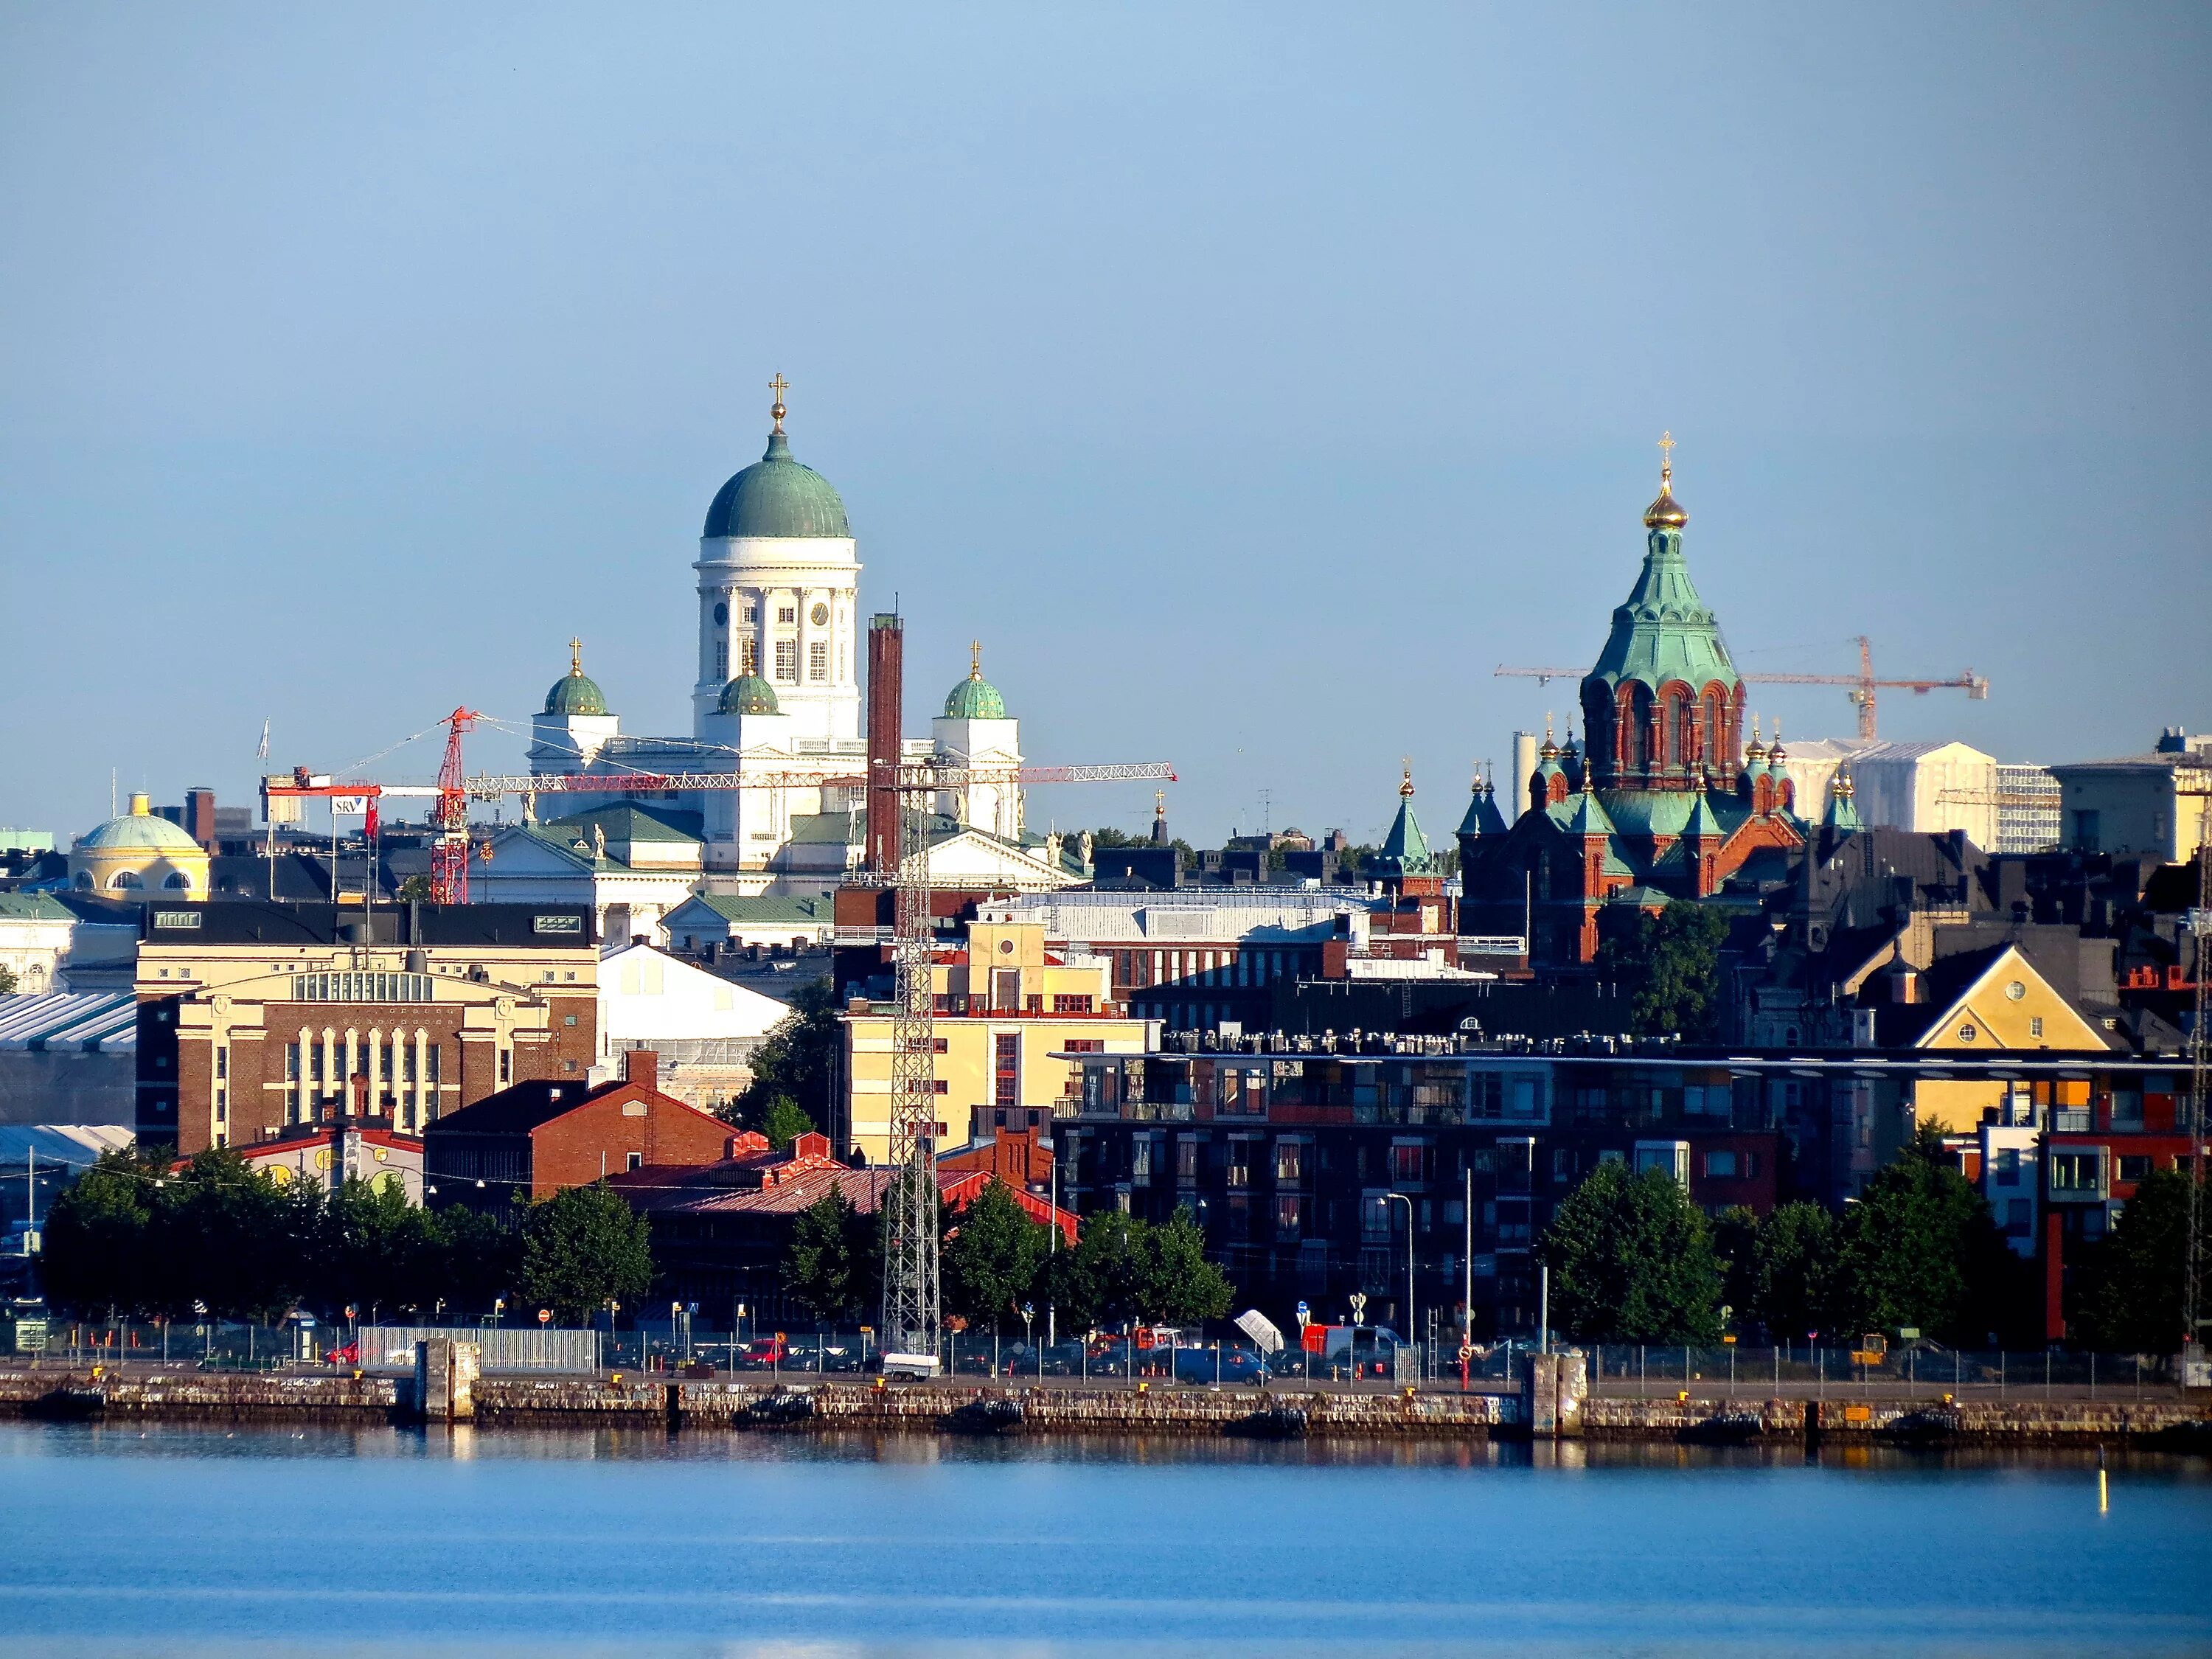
538,1309 -> 552,1326
1349,1292 -> 1368,1324
1295,1301 -> 1310,1328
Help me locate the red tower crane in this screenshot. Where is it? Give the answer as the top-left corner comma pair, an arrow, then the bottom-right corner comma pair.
430,708 -> 481,904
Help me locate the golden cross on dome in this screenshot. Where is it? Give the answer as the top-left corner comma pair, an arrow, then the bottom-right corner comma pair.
1400,757 -> 1416,796
1657,430 -> 1676,485
970,640 -> 984,679
568,637 -> 583,675
768,372 -> 790,434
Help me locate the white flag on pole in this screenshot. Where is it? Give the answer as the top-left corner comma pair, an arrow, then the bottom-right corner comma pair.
257,719 -> 270,761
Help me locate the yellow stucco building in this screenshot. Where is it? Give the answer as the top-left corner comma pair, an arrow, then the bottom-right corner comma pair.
1886,942 -> 2110,1132
70,793 -> 210,900
842,919 -> 1155,1165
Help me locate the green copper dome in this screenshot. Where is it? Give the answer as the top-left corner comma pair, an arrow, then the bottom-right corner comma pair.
942,647 -> 1008,720
703,431 -> 851,540
718,673 -> 780,716
544,670 -> 608,717
76,798 -> 203,853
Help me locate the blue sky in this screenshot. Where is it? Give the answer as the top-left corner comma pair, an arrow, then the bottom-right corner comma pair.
2,4 -> 2207,847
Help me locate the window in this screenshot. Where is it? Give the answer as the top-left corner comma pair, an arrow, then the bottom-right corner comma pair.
809,640 -> 828,681
1177,1138 -> 1198,1180
1275,1140 -> 1303,1183
162,872 -> 191,889
777,605 -> 796,625
627,1151 -> 643,1172
2029,1017 -> 2044,1039
1702,1150 -> 1738,1178
1131,1137 -> 1152,1178
2073,810 -> 2101,852
712,600 -> 728,625
110,872 -> 142,890
714,641 -> 728,678
932,1079 -> 948,1094
742,600 -> 757,623
2118,1155 -> 2152,1183
1274,1194 -> 1302,1239
995,1033 -> 1019,1107
2050,1152 -> 2100,1192
774,639 -> 798,682
498,1048 -> 512,1085
1390,1143 -> 1427,1183
1996,1147 -> 2022,1184
1064,1038 -> 1104,1054
1051,994 -> 1094,1014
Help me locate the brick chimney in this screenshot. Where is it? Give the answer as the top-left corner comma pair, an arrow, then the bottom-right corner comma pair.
621,1048 -> 658,1093
184,787 -> 218,849
866,613 -> 904,878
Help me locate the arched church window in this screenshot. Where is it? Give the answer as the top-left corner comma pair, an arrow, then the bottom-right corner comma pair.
162,872 -> 191,889
110,871 -> 142,890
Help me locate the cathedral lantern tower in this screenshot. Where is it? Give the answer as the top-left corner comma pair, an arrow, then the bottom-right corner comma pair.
1579,434 -> 1744,792
693,377 -> 861,747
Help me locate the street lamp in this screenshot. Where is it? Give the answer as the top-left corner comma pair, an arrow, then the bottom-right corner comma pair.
1384,1192 -> 1415,1377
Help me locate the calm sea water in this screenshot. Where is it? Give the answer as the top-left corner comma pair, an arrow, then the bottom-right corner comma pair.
0,1422 -> 2207,1658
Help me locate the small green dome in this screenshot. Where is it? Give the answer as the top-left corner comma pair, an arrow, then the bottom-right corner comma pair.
718,674 -> 780,716
942,669 -> 1006,721
703,431 -> 851,540
544,670 -> 608,717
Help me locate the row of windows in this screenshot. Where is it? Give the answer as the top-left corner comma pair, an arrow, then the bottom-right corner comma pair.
293,973 -> 437,1004
1116,948 -> 1307,990
77,870 -> 193,891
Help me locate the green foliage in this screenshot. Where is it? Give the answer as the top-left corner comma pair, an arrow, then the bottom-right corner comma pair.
759,1096 -> 815,1152
784,1183 -> 874,1324
943,1180 -> 1052,1335
1751,1201 -> 1843,1339
726,977 -> 841,1135
0,962 -> 16,995
1594,904 -> 1731,1037
1711,1205 -> 1761,1327
515,1183 -> 654,1325
1042,1204 -> 1231,1333
2070,1170 -> 2206,1353
394,874 -> 435,902
38,1148 -> 162,1315
1537,1162 -> 1723,1343
1828,1136 -> 2022,1345
38,1147 -> 529,1322
1143,1205 -> 1234,1325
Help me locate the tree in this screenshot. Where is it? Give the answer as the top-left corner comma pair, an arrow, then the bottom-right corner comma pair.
1047,1207 -> 1148,1332
2070,1169 -> 2208,1353
515,1184 -> 653,1324
145,1149 -> 315,1320
1141,1205 -> 1233,1326
1711,1205 -> 1761,1328
394,874 -> 435,902
1829,1133 -> 2021,1345
38,1148 -> 161,1315
1537,1162 -> 1723,1343
1594,904 -> 1731,1038
433,1205 -> 520,1317
759,1096 -> 815,1152
943,1180 -> 1051,1336
726,977 -> 841,1135
1751,1201 -> 1842,1340
784,1183 -> 873,1323
0,962 -> 16,995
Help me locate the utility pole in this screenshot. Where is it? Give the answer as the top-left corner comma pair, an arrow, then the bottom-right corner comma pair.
2183,769 -> 2210,1379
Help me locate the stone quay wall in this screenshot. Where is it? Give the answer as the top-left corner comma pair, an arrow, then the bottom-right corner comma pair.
1,1366 -> 2202,1447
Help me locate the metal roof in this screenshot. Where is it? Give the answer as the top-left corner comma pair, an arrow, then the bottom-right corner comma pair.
0,992 -> 138,1053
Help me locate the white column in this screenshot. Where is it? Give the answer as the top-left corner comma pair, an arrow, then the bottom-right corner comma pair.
321,1029 -> 336,1116
413,1028 -> 430,1127
296,1026 -> 312,1123
366,1029 -> 383,1116
343,1029 -> 358,1110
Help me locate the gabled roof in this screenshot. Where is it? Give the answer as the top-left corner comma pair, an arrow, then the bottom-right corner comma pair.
673,893 -> 834,925
545,802 -> 703,844
0,893 -> 76,922
1551,790 -> 1617,838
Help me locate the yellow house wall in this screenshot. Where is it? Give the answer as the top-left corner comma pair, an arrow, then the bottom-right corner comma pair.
1910,950 -> 2105,1133
844,1010 -> 1150,1166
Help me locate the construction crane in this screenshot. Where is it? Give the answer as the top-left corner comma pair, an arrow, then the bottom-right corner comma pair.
1495,636 -> 1989,740
263,706 -> 1174,904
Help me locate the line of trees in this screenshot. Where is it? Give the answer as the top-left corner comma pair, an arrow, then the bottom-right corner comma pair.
782,1178 -> 1234,1339
40,1149 -> 653,1326
1539,1129 -> 2048,1348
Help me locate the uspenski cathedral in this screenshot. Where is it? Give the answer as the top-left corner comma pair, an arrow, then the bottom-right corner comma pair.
1454,441 -> 1860,965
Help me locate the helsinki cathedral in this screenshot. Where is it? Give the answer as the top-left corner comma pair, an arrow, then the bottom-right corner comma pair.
507,381 -> 1086,921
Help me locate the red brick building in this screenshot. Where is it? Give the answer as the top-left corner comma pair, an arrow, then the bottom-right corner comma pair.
422,1050 -> 738,1208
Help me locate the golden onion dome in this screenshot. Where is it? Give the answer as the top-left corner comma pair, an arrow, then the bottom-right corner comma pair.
1643,431 -> 1689,529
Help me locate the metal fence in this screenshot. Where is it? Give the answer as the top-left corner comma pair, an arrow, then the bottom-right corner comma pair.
357,1325 -> 599,1375
1585,1344 -> 2184,1402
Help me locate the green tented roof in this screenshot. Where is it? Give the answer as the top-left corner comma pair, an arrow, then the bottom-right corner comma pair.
1585,523 -> 1739,698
